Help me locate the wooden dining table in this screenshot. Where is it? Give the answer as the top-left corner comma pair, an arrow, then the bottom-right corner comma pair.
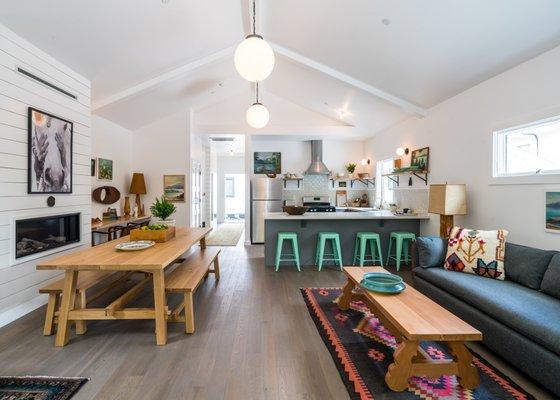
36,226 -> 211,347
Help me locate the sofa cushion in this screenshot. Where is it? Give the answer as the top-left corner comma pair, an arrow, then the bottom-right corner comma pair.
414,267 -> 560,355
541,254 -> 560,299
416,237 -> 446,268
445,227 -> 508,280
505,243 -> 557,289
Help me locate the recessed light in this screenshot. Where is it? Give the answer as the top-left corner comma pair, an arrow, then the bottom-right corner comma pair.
381,18 -> 390,26
162,0 -> 170,4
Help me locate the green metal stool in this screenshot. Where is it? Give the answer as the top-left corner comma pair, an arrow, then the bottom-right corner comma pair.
315,232 -> 343,271
353,232 -> 383,266
275,232 -> 301,272
387,232 -> 416,271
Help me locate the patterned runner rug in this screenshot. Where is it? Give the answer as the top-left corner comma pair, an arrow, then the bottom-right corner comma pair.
0,376 -> 87,400
301,287 -> 535,400
206,223 -> 244,246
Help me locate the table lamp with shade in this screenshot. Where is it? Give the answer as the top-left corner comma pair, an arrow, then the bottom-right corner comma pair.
129,173 -> 147,216
428,184 -> 467,237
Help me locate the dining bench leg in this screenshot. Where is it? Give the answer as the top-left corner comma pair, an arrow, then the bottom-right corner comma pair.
74,291 -> 87,335
55,270 -> 78,347
184,291 -> 195,334
152,270 -> 168,345
43,293 -> 59,336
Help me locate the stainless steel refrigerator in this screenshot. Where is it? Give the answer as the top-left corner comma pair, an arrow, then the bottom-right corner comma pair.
251,178 -> 283,244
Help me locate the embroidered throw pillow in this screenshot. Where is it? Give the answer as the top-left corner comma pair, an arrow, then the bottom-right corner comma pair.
445,227 -> 508,280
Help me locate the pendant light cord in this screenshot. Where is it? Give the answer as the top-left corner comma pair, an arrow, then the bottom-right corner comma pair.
252,0 -> 256,35
256,82 -> 259,103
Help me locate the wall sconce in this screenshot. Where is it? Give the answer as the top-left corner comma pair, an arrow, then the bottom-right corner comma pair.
360,158 -> 370,166
396,147 -> 409,156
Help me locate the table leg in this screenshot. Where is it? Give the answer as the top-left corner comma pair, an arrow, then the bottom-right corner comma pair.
385,339 -> 418,391
74,291 -> 87,335
448,341 -> 480,389
337,279 -> 356,311
55,270 -> 78,347
152,269 -> 167,345
200,236 -> 207,250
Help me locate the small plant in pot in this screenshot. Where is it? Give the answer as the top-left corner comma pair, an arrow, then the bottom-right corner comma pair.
150,196 -> 177,226
345,162 -> 357,177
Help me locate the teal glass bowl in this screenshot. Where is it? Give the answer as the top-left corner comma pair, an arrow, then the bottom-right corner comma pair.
360,279 -> 406,294
362,272 -> 403,287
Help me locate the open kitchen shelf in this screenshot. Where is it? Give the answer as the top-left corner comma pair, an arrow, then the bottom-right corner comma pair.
282,177 -> 303,188
382,170 -> 429,185
330,177 -> 375,189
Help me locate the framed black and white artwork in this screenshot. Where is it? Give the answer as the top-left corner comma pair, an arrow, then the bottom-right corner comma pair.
28,107 -> 73,194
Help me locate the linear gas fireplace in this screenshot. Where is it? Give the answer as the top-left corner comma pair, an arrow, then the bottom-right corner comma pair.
15,213 -> 80,259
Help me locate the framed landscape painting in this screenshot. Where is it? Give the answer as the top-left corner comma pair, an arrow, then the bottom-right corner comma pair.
28,107 -> 73,194
545,191 -> 560,233
97,158 -> 113,181
410,147 -> 429,171
254,152 -> 281,174
163,174 -> 186,202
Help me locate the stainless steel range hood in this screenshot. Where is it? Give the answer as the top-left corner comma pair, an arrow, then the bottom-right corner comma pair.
305,140 -> 330,175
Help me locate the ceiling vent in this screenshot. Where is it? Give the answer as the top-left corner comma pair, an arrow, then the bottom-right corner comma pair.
17,67 -> 77,100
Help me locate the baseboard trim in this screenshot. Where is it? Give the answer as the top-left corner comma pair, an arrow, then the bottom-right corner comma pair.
0,295 -> 47,329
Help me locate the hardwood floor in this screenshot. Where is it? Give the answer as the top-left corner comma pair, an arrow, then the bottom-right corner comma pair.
0,236 -> 552,399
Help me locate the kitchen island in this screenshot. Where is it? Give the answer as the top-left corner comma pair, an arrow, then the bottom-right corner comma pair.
264,211 -> 429,267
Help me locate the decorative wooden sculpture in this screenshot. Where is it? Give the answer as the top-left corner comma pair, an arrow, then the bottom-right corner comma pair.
92,186 -> 121,205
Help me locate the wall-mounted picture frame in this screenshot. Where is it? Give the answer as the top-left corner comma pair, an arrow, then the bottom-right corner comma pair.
254,152 -> 281,174
163,174 -> 186,202
545,191 -> 560,234
338,181 -> 347,188
91,158 -> 96,177
97,157 -> 113,181
410,147 -> 429,171
28,107 -> 73,194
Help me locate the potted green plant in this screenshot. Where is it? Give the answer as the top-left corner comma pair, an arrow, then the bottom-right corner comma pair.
345,162 -> 357,177
150,196 -> 177,226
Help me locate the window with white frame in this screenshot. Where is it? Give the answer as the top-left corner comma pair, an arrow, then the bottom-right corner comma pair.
225,177 -> 235,198
493,116 -> 560,177
375,158 -> 394,206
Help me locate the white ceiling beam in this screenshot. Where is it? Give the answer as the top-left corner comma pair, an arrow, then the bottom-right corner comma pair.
194,124 -> 363,137
92,45 -> 236,110
270,42 -> 428,118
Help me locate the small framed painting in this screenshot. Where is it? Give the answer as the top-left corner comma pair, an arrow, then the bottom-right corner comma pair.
91,158 -> 96,177
163,174 -> 186,202
97,158 -> 113,181
545,191 -> 560,234
338,181 -> 347,188
254,152 -> 281,174
410,147 -> 429,171
28,107 -> 73,194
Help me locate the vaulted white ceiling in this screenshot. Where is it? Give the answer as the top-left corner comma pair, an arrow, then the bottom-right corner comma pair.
1,0 -> 560,136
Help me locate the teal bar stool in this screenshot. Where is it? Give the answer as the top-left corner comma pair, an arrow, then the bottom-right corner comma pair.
275,232 -> 301,272
387,232 -> 416,271
353,232 -> 383,267
315,232 -> 343,271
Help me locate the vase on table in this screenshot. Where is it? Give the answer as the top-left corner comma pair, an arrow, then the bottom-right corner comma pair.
123,196 -> 131,217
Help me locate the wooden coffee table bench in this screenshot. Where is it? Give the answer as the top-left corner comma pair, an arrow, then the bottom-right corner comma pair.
337,267 -> 483,392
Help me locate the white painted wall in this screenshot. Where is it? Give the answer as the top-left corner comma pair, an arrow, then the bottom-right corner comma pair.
216,155 -> 245,223
0,23 -> 91,325
251,139 -> 370,177
132,111 -> 191,228
366,45 -> 560,250
91,116 -> 132,219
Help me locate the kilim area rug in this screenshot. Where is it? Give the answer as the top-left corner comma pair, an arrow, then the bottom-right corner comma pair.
301,287 -> 535,400
0,376 -> 87,400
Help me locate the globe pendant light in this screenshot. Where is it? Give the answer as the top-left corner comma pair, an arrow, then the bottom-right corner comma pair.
234,0 -> 275,82
246,83 -> 269,129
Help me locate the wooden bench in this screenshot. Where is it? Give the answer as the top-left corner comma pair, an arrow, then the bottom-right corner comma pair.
39,271 -> 133,336
165,248 -> 220,333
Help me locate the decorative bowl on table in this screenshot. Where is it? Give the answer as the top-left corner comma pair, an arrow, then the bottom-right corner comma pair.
360,272 -> 406,294
357,173 -> 370,179
282,206 -> 309,215
130,225 -> 175,242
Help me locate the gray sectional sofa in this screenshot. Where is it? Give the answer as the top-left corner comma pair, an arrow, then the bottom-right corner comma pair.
412,237 -> 560,396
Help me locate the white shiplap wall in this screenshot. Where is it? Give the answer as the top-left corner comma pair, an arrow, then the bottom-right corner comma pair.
0,23 -> 91,325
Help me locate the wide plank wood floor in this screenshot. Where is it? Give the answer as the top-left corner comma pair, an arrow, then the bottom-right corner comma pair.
0,233 -> 552,399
